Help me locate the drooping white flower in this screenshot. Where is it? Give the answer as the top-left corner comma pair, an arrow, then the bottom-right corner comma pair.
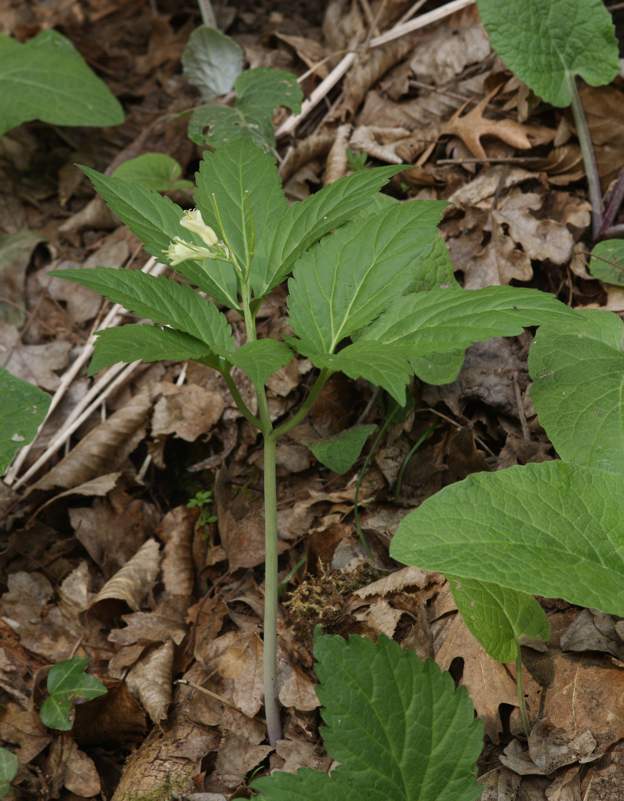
180,208 -> 219,247
166,238 -> 213,266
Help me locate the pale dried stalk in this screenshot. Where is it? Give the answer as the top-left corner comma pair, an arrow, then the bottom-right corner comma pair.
276,0 -> 476,138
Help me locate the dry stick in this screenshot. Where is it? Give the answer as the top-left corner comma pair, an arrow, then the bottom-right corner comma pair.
276,0 -> 476,139
599,167 -> 624,238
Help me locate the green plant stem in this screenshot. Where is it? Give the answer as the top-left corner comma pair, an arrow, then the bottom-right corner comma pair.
567,72 -> 603,240
515,650 -> 530,738
273,369 -> 331,438
221,369 -> 261,429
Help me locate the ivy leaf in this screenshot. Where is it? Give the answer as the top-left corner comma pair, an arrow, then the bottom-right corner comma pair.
0,30 -> 123,136
250,166 -> 405,298
307,424 -> 377,474
0,368 -> 50,474
476,0 -> 618,107
50,268 -> 235,356
40,656 -> 107,731
529,309 -> 624,474
391,460 -> 624,617
90,325 -> 215,374
229,339 -> 293,390
449,578 -> 550,663
195,138 -> 287,275
40,695 -> 74,731
181,26 -> 244,100
0,747 -> 18,798
588,239 -> 624,286
288,201 -> 445,355
112,154 -> 192,192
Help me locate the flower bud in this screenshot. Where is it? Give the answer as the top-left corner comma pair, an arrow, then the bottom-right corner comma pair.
180,208 -> 219,247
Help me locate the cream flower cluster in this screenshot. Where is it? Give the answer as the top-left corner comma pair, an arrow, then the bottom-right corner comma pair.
166,209 -> 230,265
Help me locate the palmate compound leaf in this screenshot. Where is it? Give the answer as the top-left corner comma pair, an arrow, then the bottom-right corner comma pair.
391,460 -> 624,617
0,30 -> 123,136
229,339 -> 293,391
50,268 -> 235,358
288,200 -> 446,355
81,166 -> 239,307
0,368 -> 50,474
476,0 -> 619,107
529,309 -> 624,474
449,578 -> 550,663
245,635 -> 483,801
306,424 -> 377,474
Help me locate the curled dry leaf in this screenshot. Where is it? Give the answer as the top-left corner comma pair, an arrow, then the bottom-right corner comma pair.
350,125 -> 411,165
108,599 -> 187,648
212,734 -> 273,790
356,598 -> 404,637
47,735 -> 101,798
204,631 -> 264,718
127,641 -> 174,724
279,132 -> 335,181
160,506 -> 196,597
90,538 -> 160,620
0,702 -> 51,764
152,383 -> 225,442
278,658 -> 319,711
324,124 -> 352,184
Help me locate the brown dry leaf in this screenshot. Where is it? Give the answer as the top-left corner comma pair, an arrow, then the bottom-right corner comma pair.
274,738 -> 332,774
355,566 -> 435,598
90,538 -> 160,619
0,702 -> 51,764
152,383 -> 224,442
356,598 -> 404,637
73,680 -> 148,748
214,469 -> 267,570
350,125 -> 411,164
47,735 -> 101,798
537,145 -> 585,186
0,322 -> 71,391
449,166 -> 536,208
324,124 -> 352,184
280,132 -> 334,182
160,506 -> 195,597
478,767 -> 521,800
191,595 -> 229,664
204,631 -> 264,718
211,734 -> 273,790
448,221 -> 533,288
409,14 -> 489,85
275,32 -> 328,77
108,599 -> 187,648
34,390 -> 153,490
278,659 -> 319,711
582,741 -> 624,799
581,84 -> 624,188
560,609 -> 624,660
127,641 -> 174,724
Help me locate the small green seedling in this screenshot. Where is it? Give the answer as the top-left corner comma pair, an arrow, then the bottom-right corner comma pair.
54,135 -> 573,742
0,368 -> 50,475
0,748 -> 18,799
0,30 -> 123,137
187,488 -> 217,526
39,656 -> 107,731
588,239 -> 624,286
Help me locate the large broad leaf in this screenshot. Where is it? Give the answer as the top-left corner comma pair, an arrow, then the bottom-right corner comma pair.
410,233 -> 458,293
195,138 -> 287,275
112,154 -> 192,193
250,166 -> 405,298
247,635 -> 483,801
391,460 -> 624,617
0,368 -> 50,474
90,325 -> 215,374
51,268 -> 235,356
529,309 -> 624,474
81,166 -> 239,307
588,239 -> 624,286
307,424 -> 377,474
181,26 -> 244,101
361,286 -> 574,356
288,201 -> 445,355
476,0 -> 618,107
229,339 -> 292,391
450,578 -> 550,663
0,30 -> 123,136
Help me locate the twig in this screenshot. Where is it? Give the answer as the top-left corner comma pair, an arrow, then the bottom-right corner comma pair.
397,0 -> 429,25
603,224 -> 624,238
437,157 -> 543,165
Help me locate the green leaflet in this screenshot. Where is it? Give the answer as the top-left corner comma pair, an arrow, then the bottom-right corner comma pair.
181,25 -> 244,101
229,339 -> 293,390
112,154 -> 192,193
288,201 -> 446,355
411,350 -> 465,385
450,578 -> 550,663
195,138 -> 287,275
90,325 -> 216,375
246,635 -> 483,801
529,309 -> 624,474
0,30 -> 123,136
589,239 -> 624,286
81,166 -> 239,307
476,0 -> 618,107
0,368 -> 50,474
50,268 -> 235,356
250,166 -> 405,298
0,747 -> 18,798
40,656 -> 107,731
391,460 -> 624,617
307,424 -> 377,474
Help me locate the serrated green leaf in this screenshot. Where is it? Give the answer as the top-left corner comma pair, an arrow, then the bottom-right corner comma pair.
0,746 -> 18,798
450,578 -> 550,663
251,634 -> 483,801
0,30 -> 123,136
529,309 -> 624,473
411,233 -> 458,292
90,325 -> 215,374
476,0 -> 618,107
250,166 -> 405,298
80,166 -> 239,307
362,286 -> 575,355
182,26 -> 244,101
411,350 -> 465,385
113,154 -> 192,193
0,368 -> 50,475
391,460 -> 624,617
229,339 -> 292,390
51,268 -> 235,356
195,138 -> 286,275
40,695 -> 74,731
0,229 -> 43,325
588,239 -> 624,286
236,67 -> 302,122
307,424 -> 377,474
288,201 -> 446,355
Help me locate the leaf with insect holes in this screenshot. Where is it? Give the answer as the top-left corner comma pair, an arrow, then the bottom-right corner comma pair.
0,368 -> 50,474
476,0 -> 618,107
112,154 -> 192,192
391,460 -> 624,617
229,339 -> 293,390
90,325 -> 216,374
182,25 -> 244,100
307,424 -> 377,474
529,309 -> 624,474
589,239 -> 624,286
0,747 -> 18,798
80,166 -> 239,307
250,165 -> 405,298
0,29 -> 123,136
40,656 -> 107,731
195,138 -> 287,275
244,634 -> 483,801
288,200 -> 446,355
50,268 -> 235,357
450,578 -> 550,663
